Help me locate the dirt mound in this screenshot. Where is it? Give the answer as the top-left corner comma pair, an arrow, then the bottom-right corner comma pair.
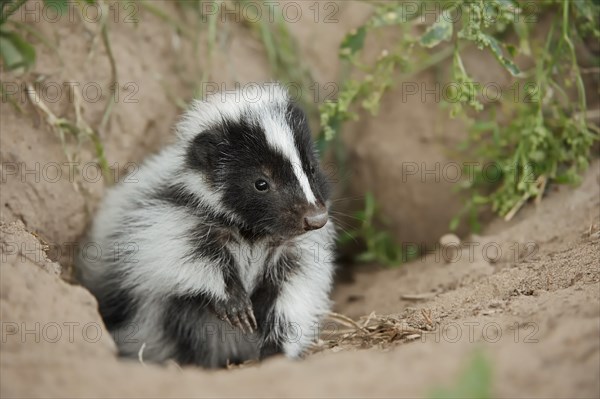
2,163 -> 598,398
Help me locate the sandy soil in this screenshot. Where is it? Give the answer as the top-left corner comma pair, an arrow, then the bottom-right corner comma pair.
1,162 -> 598,398
1,1 -> 599,398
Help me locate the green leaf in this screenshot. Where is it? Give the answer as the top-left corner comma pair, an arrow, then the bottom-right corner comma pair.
0,29 -> 35,70
486,35 -> 520,76
1,0 -> 27,25
43,0 -> 68,16
420,10 -> 453,48
337,230 -> 356,245
0,34 -> 20,66
429,350 -> 493,399
553,174 -> 573,184
449,215 -> 460,231
506,44 -> 517,57
356,252 -> 377,263
364,192 -> 376,220
339,25 -> 366,60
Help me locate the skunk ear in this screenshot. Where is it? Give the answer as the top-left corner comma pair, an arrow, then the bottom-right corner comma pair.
186,129 -> 223,174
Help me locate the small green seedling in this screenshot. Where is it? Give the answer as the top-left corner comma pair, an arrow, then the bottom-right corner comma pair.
338,192 -> 419,266
428,350 -> 493,399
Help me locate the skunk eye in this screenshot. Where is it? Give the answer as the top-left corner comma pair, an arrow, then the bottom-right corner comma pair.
254,179 -> 269,192
309,165 -> 316,175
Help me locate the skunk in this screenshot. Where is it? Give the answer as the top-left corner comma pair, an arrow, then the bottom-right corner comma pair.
77,83 -> 335,368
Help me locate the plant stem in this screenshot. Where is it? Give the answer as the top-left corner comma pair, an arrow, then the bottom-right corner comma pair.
0,0 -> 27,25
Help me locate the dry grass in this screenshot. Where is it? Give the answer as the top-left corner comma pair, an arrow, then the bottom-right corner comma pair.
310,311 -> 435,354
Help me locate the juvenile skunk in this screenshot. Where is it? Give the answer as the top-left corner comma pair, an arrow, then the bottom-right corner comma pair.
77,84 -> 335,368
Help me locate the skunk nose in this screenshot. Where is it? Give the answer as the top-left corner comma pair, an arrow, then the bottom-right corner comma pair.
303,207 -> 328,231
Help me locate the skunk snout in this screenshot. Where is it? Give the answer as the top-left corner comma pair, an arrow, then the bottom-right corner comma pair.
303,205 -> 328,231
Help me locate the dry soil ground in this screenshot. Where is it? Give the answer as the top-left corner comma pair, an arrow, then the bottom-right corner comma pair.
1,162 -> 598,398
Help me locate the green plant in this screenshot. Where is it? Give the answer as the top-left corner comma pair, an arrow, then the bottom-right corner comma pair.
450,0 -> 599,228
0,0 -> 99,70
338,192 -> 419,266
1,0 -> 111,182
1,0 -> 36,71
428,350 -> 493,399
320,0 -> 599,240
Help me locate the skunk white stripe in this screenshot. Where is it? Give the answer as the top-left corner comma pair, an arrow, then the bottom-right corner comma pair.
291,161 -> 317,204
261,111 -> 317,204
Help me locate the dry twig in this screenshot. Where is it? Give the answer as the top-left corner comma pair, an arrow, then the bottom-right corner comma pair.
314,311 -> 431,354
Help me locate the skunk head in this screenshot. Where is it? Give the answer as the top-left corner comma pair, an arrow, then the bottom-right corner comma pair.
179,84 -> 330,239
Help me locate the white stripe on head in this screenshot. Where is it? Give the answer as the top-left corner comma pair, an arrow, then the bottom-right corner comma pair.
259,108 -> 317,205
